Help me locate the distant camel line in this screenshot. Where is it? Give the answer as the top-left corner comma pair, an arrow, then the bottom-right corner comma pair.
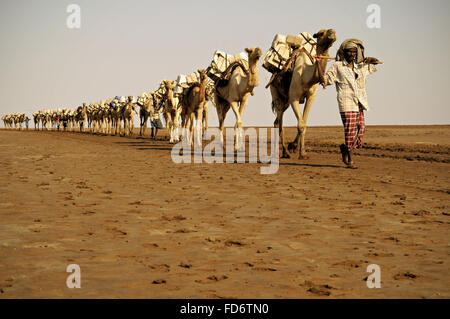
2,29 -> 338,157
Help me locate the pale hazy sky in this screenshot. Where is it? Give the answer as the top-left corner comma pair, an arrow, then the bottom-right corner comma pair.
1,0 -> 449,127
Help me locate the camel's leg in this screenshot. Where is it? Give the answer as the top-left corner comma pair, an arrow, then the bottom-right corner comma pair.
298,90 -> 317,158
130,116 -> 134,136
202,104 -> 209,136
181,110 -> 186,129
127,118 -> 131,136
216,106 -> 225,145
289,99 -> 307,159
143,114 -> 148,137
174,110 -> 181,142
275,109 -> 290,158
166,113 -> 173,143
238,93 -> 250,118
189,111 -> 195,146
230,101 -> 243,151
195,107 -> 203,146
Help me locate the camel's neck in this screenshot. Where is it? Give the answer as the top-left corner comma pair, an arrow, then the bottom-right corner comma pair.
166,88 -> 174,107
199,78 -> 207,103
247,58 -> 260,90
317,43 -> 332,74
314,43 -> 333,83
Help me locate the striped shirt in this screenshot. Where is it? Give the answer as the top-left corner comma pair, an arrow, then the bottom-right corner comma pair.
323,60 -> 377,112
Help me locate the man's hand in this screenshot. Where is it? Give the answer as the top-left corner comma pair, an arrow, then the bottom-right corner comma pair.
318,73 -> 326,88
364,57 -> 382,64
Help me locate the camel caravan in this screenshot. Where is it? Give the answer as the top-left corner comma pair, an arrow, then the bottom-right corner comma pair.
2,113 -> 27,130
2,29 -> 365,158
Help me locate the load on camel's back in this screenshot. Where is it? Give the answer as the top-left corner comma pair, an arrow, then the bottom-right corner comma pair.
262,32 -> 317,74
206,50 -> 249,83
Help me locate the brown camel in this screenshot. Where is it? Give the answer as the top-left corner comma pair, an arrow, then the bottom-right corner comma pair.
270,29 -> 336,158
181,69 -> 208,145
75,103 -> 87,132
214,47 -> 262,149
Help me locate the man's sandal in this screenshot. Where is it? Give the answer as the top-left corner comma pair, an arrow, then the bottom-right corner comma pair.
346,161 -> 358,169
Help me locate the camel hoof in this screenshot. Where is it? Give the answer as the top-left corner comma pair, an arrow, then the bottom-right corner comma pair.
298,154 -> 309,160
287,142 -> 298,153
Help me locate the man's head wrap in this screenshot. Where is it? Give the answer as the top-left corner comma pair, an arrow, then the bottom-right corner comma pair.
343,41 -> 358,50
336,38 -> 365,63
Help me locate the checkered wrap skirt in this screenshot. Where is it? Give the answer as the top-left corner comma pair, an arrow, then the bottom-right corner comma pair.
340,110 -> 365,151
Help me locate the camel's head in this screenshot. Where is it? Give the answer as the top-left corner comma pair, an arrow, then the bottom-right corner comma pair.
198,69 -> 207,81
164,80 -> 175,90
245,47 -> 262,61
313,29 -> 337,50
128,96 -> 134,102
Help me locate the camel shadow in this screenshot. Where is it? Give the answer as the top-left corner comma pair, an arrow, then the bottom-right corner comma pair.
113,139 -> 175,151
114,141 -> 152,145
279,162 -> 342,168
136,147 -> 174,151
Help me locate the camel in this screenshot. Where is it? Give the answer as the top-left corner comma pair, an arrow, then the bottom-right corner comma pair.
99,101 -> 111,134
138,92 -> 156,137
103,98 -> 114,134
120,96 -> 136,137
41,110 -> 50,130
269,29 -> 336,159
109,97 -> 123,135
180,69 -> 208,145
214,47 -> 262,149
162,80 -> 182,143
33,111 -> 40,130
150,92 -> 164,139
181,79 -> 215,137
2,115 -> 12,129
75,103 -> 88,132
18,113 -> 25,130
202,80 -> 216,134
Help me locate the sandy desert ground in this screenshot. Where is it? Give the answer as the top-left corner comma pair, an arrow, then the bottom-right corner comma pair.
0,125 -> 449,298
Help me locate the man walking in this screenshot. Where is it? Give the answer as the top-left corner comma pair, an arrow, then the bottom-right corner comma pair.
321,39 -> 381,168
